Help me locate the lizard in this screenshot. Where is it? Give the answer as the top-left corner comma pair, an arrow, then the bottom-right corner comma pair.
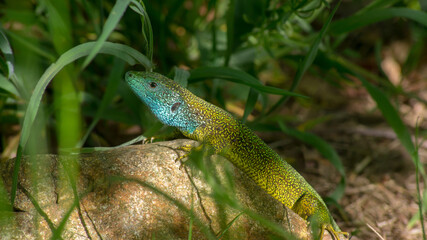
125,71 -> 349,240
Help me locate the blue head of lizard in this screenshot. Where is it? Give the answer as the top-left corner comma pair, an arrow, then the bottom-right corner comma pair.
125,71 -> 199,134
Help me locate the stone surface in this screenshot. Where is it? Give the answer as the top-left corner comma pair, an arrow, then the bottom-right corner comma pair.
0,139 -> 317,240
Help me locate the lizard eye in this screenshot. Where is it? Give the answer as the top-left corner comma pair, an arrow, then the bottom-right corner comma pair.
149,82 -> 157,88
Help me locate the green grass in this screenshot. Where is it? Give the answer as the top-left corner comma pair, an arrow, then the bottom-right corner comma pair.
0,0 -> 426,239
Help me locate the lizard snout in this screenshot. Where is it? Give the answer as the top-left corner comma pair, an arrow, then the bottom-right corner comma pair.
125,71 -> 135,80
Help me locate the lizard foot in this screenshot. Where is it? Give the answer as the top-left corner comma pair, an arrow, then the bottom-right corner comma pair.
142,137 -> 155,144
174,144 -> 203,169
175,144 -> 210,169
322,224 -> 349,240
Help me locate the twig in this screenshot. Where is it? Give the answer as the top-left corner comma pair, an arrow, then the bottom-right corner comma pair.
366,223 -> 385,240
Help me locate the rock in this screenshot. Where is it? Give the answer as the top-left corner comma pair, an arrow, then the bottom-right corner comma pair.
0,139 -> 317,240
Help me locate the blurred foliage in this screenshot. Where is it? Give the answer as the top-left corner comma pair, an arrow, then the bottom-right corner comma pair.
1,0 -> 426,149
0,0 -> 426,238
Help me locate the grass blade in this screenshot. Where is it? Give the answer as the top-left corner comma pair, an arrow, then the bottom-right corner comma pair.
216,212 -> 244,239
0,27 -> 15,77
18,184 -> 57,234
82,0 -> 131,69
413,122 -> 426,239
0,28 -> 28,99
330,8 -> 427,35
355,0 -> 400,15
130,0 -> 154,62
51,194 -> 79,240
173,67 -> 190,88
189,67 -> 307,98
242,88 -> 258,123
357,75 -> 425,176
0,74 -> 19,96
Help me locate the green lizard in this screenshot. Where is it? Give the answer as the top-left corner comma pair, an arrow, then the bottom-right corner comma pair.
125,71 -> 348,240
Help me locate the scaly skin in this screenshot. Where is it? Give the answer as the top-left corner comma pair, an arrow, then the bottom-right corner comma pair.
125,71 -> 348,240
